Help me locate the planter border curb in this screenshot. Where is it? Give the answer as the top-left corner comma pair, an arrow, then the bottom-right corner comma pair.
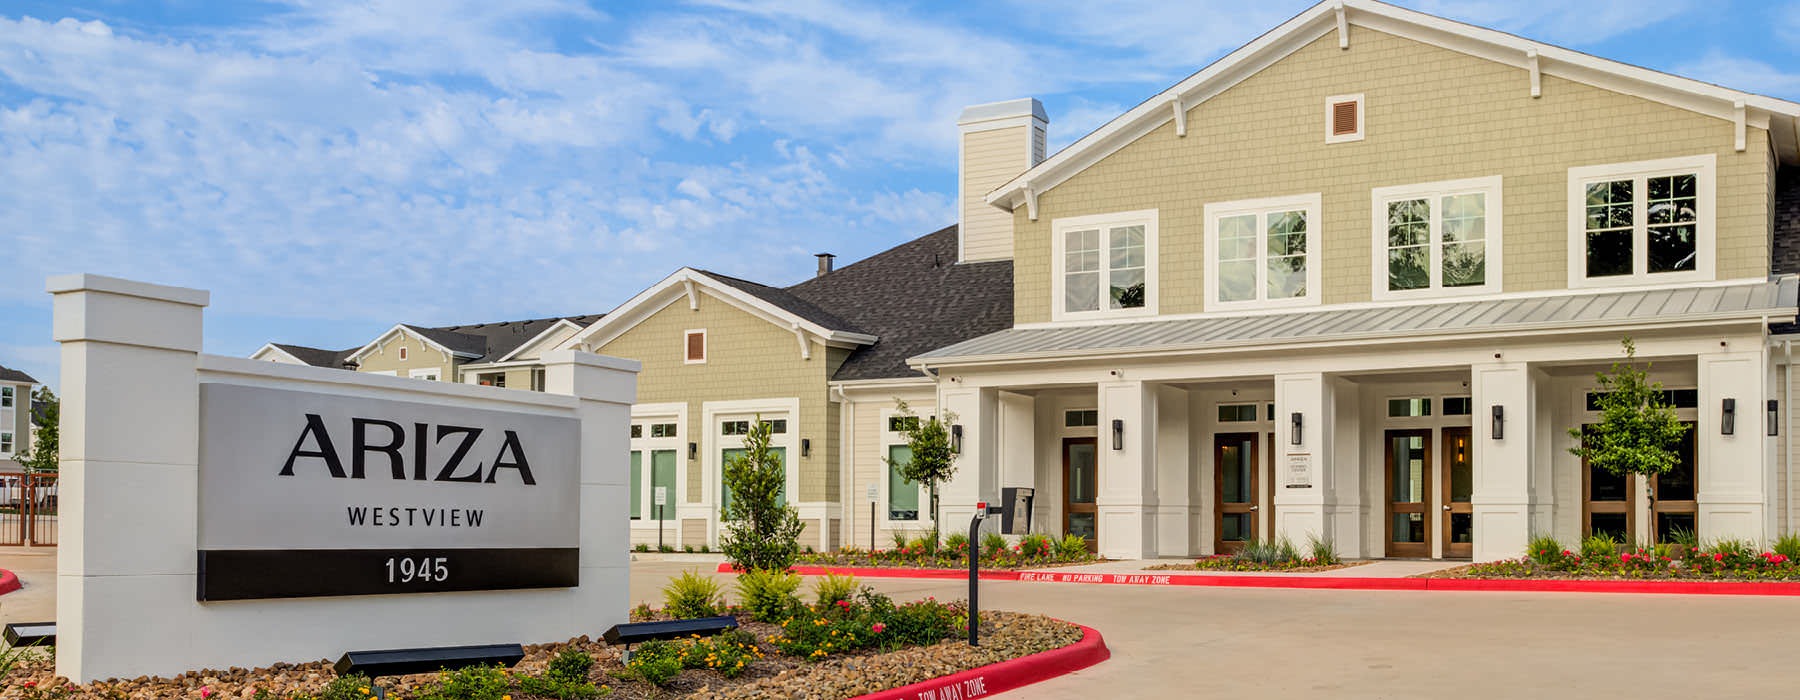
717,563 -> 1800,596
845,623 -> 1108,700
0,569 -> 19,596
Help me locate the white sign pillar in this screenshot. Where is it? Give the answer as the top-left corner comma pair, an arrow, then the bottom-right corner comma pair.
1273,372 -> 1334,549
51,275 -> 210,684
1097,380 -> 1155,560
1698,349 -> 1769,544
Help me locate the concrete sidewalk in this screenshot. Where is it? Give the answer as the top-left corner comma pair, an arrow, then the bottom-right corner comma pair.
0,550 -> 55,624
1048,558 -> 1461,578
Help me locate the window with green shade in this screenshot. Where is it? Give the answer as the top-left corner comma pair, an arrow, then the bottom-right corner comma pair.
1387,398 -> 1431,417
720,446 -> 786,518
887,444 -> 919,520
629,451 -> 643,520
1218,404 -> 1259,422
1064,410 -> 1098,427
650,449 -> 677,521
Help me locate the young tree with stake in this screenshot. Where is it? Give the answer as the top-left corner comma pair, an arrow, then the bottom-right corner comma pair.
887,400 -> 959,538
1567,338 -> 1687,546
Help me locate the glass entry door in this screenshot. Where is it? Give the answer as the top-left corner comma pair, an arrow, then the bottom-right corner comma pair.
1441,427 -> 1473,559
1385,429 -> 1432,558
1063,438 -> 1098,552
1214,433 -> 1259,554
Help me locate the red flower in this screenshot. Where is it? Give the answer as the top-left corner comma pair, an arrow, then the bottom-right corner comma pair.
871,622 -> 886,633
837,599 -> 850,609
1714,553 -> 1726,562
23,681 -> 36,688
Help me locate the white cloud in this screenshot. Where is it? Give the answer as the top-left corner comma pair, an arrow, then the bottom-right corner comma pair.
1403,0 -> 1699,45
1675,52 -> 1800,100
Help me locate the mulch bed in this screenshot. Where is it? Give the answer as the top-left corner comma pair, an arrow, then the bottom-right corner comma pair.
789,557 -> 1102,571
1417,563 -> 1800,582
0,612 -> 1080,700
1144,559 -> 1369,574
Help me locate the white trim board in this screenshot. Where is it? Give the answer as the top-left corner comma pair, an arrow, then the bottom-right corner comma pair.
560,268 -> 877,354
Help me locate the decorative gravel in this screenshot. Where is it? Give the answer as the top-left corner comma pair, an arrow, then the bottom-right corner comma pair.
0,612 -> 1081,700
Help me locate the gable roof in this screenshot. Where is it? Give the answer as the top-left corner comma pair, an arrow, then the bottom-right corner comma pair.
564,268 -> 880,352
787,225 -> 1013,381
987,0 -> 1800,214
0,364 -> 36,384
427,315 -> 604,364
261,343 -> 359,369
698,271 -> 868,335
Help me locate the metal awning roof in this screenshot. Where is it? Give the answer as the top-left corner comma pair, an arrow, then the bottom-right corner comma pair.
912,278 -> 1799,367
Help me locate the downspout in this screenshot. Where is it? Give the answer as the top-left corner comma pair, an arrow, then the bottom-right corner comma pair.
833,385 -> 851,550
1788,339 -> 1794,534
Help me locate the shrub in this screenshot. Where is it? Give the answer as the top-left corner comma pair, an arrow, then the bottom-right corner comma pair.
663,570 -> 725,619
1580,534 -> 1618,561
416,664 -> 509,700
1235,538 -> 1299,565
684,544 -> 695,553
882,597 -> 961,649
516,648 -> 600,699
1707,538 -> 1756,566
943,532 -> 970,558
891,530 -> 911,550
1055,534 -> 1088,561
674,630 -> 761,678
629,602 -> 656,622
1306,535 -> 1339,565
1774,532 -> 1800,560
1017,533 -> 1054,559
632,543 -> 650,553
316,675 -> 374,700
813,572 -> 860,606
720,419 -> 807,571
700,544 -> 712,553
908,532 -> 939,556
1668,525 -> 1701,549
736,568 -> 802,622
626,639 -> 683,686
658,544 -> 675,553
1527,535 -> 1564,565
981,532 -> 1008,558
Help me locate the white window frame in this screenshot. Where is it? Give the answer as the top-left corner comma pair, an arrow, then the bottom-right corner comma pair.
702,398 -> 801,544
1370,175 -> 1504,300
1,386 -> 13,408
1050,209 -> 1159,322
880,408 -> 927,526
630,406 -> 685,529
397,346 -> 408,361
0,432 -> 11,457
1203,193 -> 1323,310
1324,93 -> 1365,144
408,368 -> 441,381
1567,154 -> 1716,288
684,329 -> 707,365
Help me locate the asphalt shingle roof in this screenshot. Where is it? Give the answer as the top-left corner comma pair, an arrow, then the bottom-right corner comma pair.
698,271 -> 869,336
786,225 -> 1014,381
431,315 -> 604,362
0,364 -> 36,384
271,344 -> 359,369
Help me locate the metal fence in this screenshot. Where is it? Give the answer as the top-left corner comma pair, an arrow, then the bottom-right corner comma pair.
0,473 -> 58,547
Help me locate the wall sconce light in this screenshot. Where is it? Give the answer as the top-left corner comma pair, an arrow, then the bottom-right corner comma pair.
1111,419 -> 1124,451
801,438 -> 811,457
1722,398 -> 1736,436
950,424 -> 963,454
688,442 -> 697,460
1769,399 -> 1780,437
1289,412 -> 1303,445
1491,405 -> 1504,440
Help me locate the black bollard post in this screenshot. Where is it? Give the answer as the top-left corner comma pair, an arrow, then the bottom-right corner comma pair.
968,505 -> 982,647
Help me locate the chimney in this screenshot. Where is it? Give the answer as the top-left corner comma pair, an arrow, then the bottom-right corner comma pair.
815,253 -> 835,278
957,98 -> 1047,264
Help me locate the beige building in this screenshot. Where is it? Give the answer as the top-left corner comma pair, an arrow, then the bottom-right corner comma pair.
0,362 -> 38,473
254,315 -> 601,389
906,0 -> 1800,562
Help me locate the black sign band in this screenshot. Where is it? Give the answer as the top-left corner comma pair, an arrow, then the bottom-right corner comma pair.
197,548 -> 578,601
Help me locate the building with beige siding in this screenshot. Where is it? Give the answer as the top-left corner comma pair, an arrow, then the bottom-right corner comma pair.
907,0 -> 1800,562
254,315 -> 601,389
0,363 -> 37,473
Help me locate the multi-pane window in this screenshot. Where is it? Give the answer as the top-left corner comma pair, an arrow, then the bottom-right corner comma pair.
1570,155 -> 1713,286
1064,410 -> 1098,427
1443,397 -> 1473,416
0,433 -> 11,455
530,369 -> 546,392
1372,177 -> 1500,297
649,423 -> 678,438
887,416 -> 920,433
1054,211 -> 1157,318
1387,398 -> 1432,417
1218,404 -> 1260,422
721,419 -> 785,436
1205,195 -> 1320,308
1,387 -> 12,408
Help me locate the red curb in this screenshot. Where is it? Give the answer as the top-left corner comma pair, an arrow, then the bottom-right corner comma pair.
847,624 -> 1109,700
723,563 -> 1800,596
0,569 -> 20,596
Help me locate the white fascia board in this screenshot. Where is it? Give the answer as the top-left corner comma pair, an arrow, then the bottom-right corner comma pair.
564,268 -> 877,352
986,0 -> 1800,209
496,319 -> 584,363
343,323 -> 479,364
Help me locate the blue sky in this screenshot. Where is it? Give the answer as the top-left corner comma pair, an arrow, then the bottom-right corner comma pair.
3,0 -> 1799,389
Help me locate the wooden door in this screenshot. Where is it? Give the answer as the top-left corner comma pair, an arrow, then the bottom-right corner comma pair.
1441,427 -> 1473,559
1385,429 -> 1432,558
1063,438 -> 1098,553
1214,433 -> 1259,554
1579,424 -> 1634,543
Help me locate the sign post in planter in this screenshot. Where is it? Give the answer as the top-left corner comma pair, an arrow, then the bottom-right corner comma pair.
967,501 -> 1002,647
654,486 -> 668,551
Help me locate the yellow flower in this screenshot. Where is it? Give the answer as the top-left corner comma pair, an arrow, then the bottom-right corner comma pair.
360,689 -> 370,696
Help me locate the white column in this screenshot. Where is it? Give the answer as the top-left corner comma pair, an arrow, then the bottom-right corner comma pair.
1098,380 -> 1155,559
1470,362 -> 1534,562
997,391 -> 1036,492
541,350 -> 640,626
1326,377 -> 1361,556
1154,385 -> 1191,556
1698,349 -> 1769,544
938,386 -> 998,530
1273,373 -> 1334,548
51,274 -> 210,683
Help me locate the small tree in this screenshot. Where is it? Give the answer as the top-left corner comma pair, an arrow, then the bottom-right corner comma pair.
719,418 -> 805,571
887,400 -> 958,533
1567,338 -> 1686,544
14,387 -> 58,473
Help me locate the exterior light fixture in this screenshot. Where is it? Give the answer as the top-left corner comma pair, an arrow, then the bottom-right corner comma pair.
1769,399 -> 1780,437
1111,419 -> 1124,451
1491,405 -> 1504,440
1289,412 -> 1303,446
688,442 -> 697,460
801,438 -> 811,457
1722,398 -> 1736,436
950,424 -> 963,454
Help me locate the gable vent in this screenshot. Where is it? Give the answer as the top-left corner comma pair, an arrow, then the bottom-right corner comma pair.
1325,94 -> 1364,144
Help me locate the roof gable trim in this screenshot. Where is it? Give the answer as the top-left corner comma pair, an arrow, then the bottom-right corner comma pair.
344,324 -> 482,364
562,269 -> 877,353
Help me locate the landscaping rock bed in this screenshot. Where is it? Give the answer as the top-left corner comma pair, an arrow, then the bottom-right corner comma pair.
1146,558 -> 1368,574
0,612 -> 1080,700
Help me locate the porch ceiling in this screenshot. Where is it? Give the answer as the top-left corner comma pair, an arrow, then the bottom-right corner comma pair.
913,278 -> 1798,366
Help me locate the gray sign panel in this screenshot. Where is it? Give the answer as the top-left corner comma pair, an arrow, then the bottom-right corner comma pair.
199,383 -> 580,551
